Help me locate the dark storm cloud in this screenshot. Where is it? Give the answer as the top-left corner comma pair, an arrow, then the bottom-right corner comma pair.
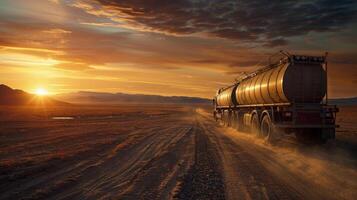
95,0 -> 357,46
263,38 -> 288,47
190,58 -> 262,68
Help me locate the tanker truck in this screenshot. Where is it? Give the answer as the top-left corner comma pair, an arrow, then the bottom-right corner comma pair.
213,52 -> 338,144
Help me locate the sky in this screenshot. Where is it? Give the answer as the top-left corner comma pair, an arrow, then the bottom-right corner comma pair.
0,0 -> 356,98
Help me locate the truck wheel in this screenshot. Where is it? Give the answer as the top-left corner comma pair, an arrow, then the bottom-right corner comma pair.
235,113 -> 242,131
260,114 -> 281,144
227,112 -> 232,127
221,112 -> 226,126
223,112 -> 228,127
250,114 -> 260,135
231,112 -> 238,129
230,112 -> 235,128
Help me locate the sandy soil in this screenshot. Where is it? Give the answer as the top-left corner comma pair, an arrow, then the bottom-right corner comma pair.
0,104 -> 356,200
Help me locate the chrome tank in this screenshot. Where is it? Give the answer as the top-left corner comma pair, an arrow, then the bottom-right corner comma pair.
235,62 -> 327,105
216,85 -> 237,107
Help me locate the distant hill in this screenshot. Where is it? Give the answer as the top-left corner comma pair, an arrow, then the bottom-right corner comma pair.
0,84 -> 68,106
55,91 -> 211,105
329,97 -> 357,106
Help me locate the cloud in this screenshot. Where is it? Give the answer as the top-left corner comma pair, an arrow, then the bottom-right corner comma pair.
263,38 -> 288,47
1,0 -> 356,98
43,28 -> 72,34
87,0 -> 357,46
55,62 -> 93,71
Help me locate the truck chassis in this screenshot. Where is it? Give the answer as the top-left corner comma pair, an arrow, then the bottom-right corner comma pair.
213,102 -> 338,144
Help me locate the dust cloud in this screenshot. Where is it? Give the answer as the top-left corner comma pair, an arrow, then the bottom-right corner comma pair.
196,105 -> 357,199
205,109 -> 357,200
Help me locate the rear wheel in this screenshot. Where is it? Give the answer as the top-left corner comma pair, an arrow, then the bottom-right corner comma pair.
231,112 -> 238,129
222,111 -> 227,126
260,114 -> 281,144
235,113 -> 243,131
250,114 -> 260,135
227,111 -> 232,127
223,111 -> 229,127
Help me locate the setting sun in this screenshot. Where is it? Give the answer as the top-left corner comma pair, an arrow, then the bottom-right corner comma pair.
35,88 -> 48,96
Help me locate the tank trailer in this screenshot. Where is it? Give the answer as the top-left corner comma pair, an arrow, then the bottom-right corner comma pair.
213,52 -> 338,144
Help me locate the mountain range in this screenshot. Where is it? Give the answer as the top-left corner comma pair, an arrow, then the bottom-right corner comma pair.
55,91 -> 211,104
0,84 -> 211,105
1,84 -> 356,106
0,84 -> 68,106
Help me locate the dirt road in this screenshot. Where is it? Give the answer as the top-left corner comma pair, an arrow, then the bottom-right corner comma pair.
0,105 -> 356,199
195,108 -> 357,200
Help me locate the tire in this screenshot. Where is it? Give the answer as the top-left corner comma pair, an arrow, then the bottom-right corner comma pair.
223,111 -> 228,127
260,114 -> 281,144
250,114 -> 260,135
231,112 -> 238,129
222,112 -> 226,126
227,112 -> 232,127
235,113 -> 242,131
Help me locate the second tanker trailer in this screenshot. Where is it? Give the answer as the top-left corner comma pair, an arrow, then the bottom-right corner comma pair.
213,52 -> 338,144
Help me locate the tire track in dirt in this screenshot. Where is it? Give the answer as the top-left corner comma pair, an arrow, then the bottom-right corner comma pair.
0,114 -> 191,200
117,126 -> 195,199
49,118 -> 196,199
0,130 -> 133,200
196,109 -> 356,200
197,114 -> 303,200
175,119 -> 225,200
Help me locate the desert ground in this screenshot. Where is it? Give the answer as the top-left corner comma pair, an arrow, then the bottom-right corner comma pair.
0,104 -> 356,200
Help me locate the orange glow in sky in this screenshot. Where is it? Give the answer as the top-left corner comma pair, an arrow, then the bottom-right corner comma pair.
0,0 -> 356,98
